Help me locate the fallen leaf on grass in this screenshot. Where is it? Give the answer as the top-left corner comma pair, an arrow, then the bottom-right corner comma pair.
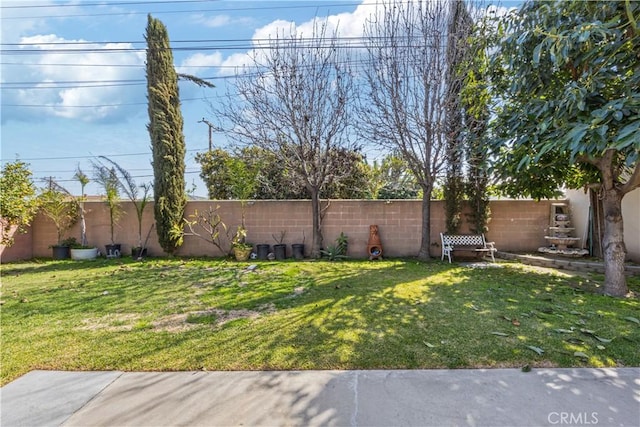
490,332 -> 510,337
423,341 -> 435,348
526,345 -> 544,355
580,329 -> 613,343
512,319 -> 521,326
596,345 -> 606,350
623,316 -> 640,325
554,328 -> 574,334
574,351 -> 589,360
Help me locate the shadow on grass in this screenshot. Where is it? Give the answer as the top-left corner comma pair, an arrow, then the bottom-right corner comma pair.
2,258 -> 639,385
176,261 -> 640,371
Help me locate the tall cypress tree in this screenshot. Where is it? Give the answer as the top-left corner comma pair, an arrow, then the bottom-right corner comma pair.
145,15 -> 186,254
443,0 -> 473,235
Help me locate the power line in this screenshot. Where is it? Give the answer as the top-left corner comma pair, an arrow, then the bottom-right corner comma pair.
1,57 -> 372,69
1,2 -> 365,20
1,148 -> 209,162
46,169 -> 201,183
0,0 -> 220,9
1,34 -> 452,50
1,35 -> 420,46
0,61 -> 205,68
2,77 -> 216,87
1,96 -> 215,108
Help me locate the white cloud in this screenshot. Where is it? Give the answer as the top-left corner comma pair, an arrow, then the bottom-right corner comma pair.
0,1 -> 81,44
178,52 -> 224,73
197,14 -> 231,28
192,13 -> 254,28
2,34 -> 145,123
193,2 -> 380,75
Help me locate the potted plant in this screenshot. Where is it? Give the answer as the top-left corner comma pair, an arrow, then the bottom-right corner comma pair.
96,157 -> 152,258
73,166 -> 90,247
292,231 -> 306,260
232,225 -> 253,261
38,183 -> 79,259
67,168 -> 99,260
272,230 -> 287,260
93,162 -> 123,258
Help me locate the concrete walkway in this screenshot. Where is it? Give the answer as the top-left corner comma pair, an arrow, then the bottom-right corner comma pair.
2,368 -> 639,427
497,252 -> 640,276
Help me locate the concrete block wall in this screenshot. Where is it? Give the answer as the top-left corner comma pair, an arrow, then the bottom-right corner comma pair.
487,200 -> 551,251
2,199 -> 562,261
0,225 -> 33,262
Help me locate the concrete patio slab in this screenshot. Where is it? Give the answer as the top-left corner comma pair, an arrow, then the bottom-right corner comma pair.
2,368 -> 639,427
0,370 -> 122,427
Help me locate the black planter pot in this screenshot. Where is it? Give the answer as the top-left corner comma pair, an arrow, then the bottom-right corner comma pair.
105,244 -> 122,258
273,244 -> 286,260
131,247 -> 148,258
52,245 -> 70,260
256,244 -> 270,260
292,243 -> 305,260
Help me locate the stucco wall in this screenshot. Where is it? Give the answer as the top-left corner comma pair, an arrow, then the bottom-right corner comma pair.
1,199 -> 561,261
566,188 -> 640,263
623,190 -> 640,262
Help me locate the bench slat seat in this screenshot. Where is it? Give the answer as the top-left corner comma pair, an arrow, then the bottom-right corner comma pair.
440,233 -> 496,263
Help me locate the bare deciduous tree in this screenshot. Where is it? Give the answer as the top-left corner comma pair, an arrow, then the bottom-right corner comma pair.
358,0 -> 476,260
215,21 -> 356,258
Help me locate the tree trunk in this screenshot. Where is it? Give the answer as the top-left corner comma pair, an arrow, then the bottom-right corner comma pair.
310,189 -> 323,259
80,215 -> 87,247
588,188 -> 604,258
601,188 -> 628,296
418,188 -> 432,260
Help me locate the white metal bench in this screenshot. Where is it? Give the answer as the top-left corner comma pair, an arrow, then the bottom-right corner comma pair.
440,233 -> 496,263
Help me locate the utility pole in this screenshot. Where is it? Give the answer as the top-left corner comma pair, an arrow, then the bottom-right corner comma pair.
198,118 -> 216,151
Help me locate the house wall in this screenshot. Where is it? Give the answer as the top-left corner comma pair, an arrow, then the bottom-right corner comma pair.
565,188 -> 640,263
623,190 -> 640,262
1,199 -> 561,261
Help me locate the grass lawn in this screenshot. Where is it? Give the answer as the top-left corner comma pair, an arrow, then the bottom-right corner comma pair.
2,257 -> 639,385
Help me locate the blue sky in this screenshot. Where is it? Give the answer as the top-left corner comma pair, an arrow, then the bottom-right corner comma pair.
1,0 -> 515,197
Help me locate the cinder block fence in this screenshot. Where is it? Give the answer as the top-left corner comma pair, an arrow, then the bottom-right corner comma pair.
1,199 -> 559,261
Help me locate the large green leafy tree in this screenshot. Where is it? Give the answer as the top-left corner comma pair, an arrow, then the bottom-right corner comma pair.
196,147 -> 369,200
0,161 -> 39,246
197,148 -> 301,200
366,154 -> 421,200
145,15 -> 186,254
490,1 -> 640,296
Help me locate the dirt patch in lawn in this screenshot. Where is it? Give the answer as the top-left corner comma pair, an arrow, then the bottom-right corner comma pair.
78,313 -> 141,332
153,304 -> 277,332
79,304 -> 277,333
